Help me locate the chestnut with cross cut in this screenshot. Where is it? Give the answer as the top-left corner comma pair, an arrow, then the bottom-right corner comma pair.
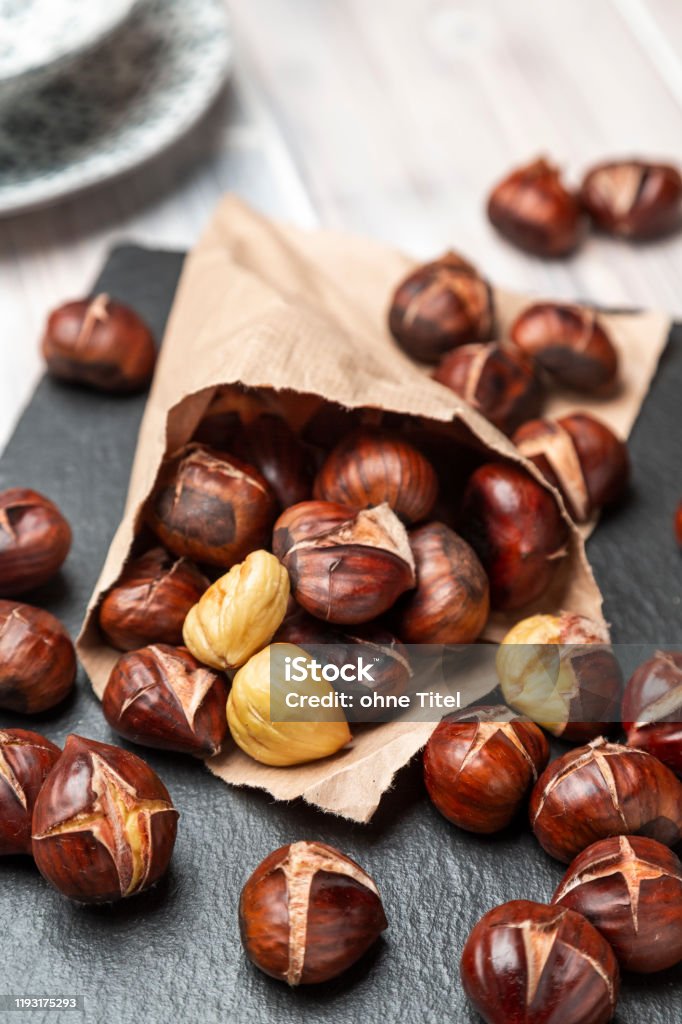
0,488 -> 72,597
622,650 -> 682,777
41,294 -> 156,392
0,729 -> 61,856
581,159 -> 682,239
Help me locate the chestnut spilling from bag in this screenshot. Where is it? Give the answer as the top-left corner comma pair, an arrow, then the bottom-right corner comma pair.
77,196 -> 670,823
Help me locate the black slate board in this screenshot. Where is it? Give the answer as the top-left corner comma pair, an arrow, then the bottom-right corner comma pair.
1,246 -> 681,1024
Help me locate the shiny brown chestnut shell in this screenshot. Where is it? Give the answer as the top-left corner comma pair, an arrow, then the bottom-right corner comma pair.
313,430 -> 438,524
32,734 -> 178,903
552,835 -> 682,974
423,706 -> 549,833
459,463 -> 569,610
510,303 -> 619,393
433,341 -> 543,436
145,444 -> 277,568
102,644 -> 228,757
222,413 -> 314,509
395,522 -> 489,643
460,900 -> 619,1024
486,157 -> 587,257
622,650 -> 682,777
530,737 -> 682,863
581,160 -> 682,239
239,841 -> 387,985
41,294 -> 156,392
388,251 -> 494,363
0,600 -> 76,713
514,413 -> 629,522
0,729 -> 61,856
0,488 -> 71,597
98,547 -> 209,651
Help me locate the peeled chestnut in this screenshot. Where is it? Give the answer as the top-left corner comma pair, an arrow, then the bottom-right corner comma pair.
395,522 -> 489,643
461,900 -> 619,1024
313,430 -> 438,524
145,444 -> 277,568
102,645 -> 228,757
486,157 -> 587,257
433,341 -> 543,436
388,251 -> 494,363
553,836 -> 682,974
514,413 -> 629,522
423,706 -> 549,833
0,488 -> 71,597
530,737 -> 682,863
32,734 -> 178,903
0,600 -> 76,713
239,841 -> 387,985
273,501 -> 415,624
581,159 -> 682,239
459,463 -> 569,610
497,613 -> 622,742
622,650 -> 682,776
41,293 -> 156,392
510,303 -> 619,393
98,547 -> 209,651
0,729 -> 60,856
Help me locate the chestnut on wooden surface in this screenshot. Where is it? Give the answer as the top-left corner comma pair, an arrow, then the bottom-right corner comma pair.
183,550 -> 290,670
530,737 -> 682,863
0,729 -> 60,856
553,836 -> 682,974
273,501 -> 415,624
514,413 -> 629,522
486,158 -> 587,257
394,522 -> 489,644
497,613 -> 622,742
239,840 -> 387,985
580,160 -> 682,239
459,463 -> 569,610
145,444 -> 277,568
460,900 -> 619,1024
423,705 -> 549,833
622,650 -> 682,776
0,488 -> 71,597
433,341 -> 543,436
313,430 -> 438,524
102,644 -> 228,757
388,251 -> 494,364
0,600 -> 76,713
510,303 -> 619,393
32,734 -> 178,903
98,547 -> 209,651
41,293 -> 156,393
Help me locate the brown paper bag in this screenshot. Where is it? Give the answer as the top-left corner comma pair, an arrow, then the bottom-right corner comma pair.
78,195 -> 671,822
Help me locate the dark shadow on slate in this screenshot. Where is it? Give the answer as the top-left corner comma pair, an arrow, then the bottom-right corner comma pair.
0,246 -> 680,1024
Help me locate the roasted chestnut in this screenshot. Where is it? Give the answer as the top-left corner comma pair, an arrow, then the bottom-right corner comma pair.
221,413 -> 314,509
513,413 -> 629,521
41,294 -> 156,392
0,729 -> 60,856
0,488 -> 71,597
510,303 -> 619,393
553,836 -> 682,973
0,600 -> 76,713
433,341 -> 543,435
388,251 -> 493,363
239,841 -> 387,984
313,430 -> 438,524
486,158 -> 587,257
581,159 -> 682,239
459,463 -> 569,610
98,547 -> 209,651
192,386 -> 275,448
423,706 -> 549,833
622,650 -> 682,776
530,737 -> 682,863
145,444 -> 277,568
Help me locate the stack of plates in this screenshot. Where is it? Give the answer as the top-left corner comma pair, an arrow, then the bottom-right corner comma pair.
0,0 -> 232,215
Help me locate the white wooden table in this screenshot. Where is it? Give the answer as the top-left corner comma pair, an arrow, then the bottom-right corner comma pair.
1,0 -> 681,452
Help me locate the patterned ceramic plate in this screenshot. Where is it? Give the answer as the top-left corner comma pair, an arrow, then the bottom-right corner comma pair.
0,0 -> 139,94
0,0 -> 232,216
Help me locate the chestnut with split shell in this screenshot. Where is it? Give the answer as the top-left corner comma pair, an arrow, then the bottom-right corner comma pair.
0,488 -> 71,597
